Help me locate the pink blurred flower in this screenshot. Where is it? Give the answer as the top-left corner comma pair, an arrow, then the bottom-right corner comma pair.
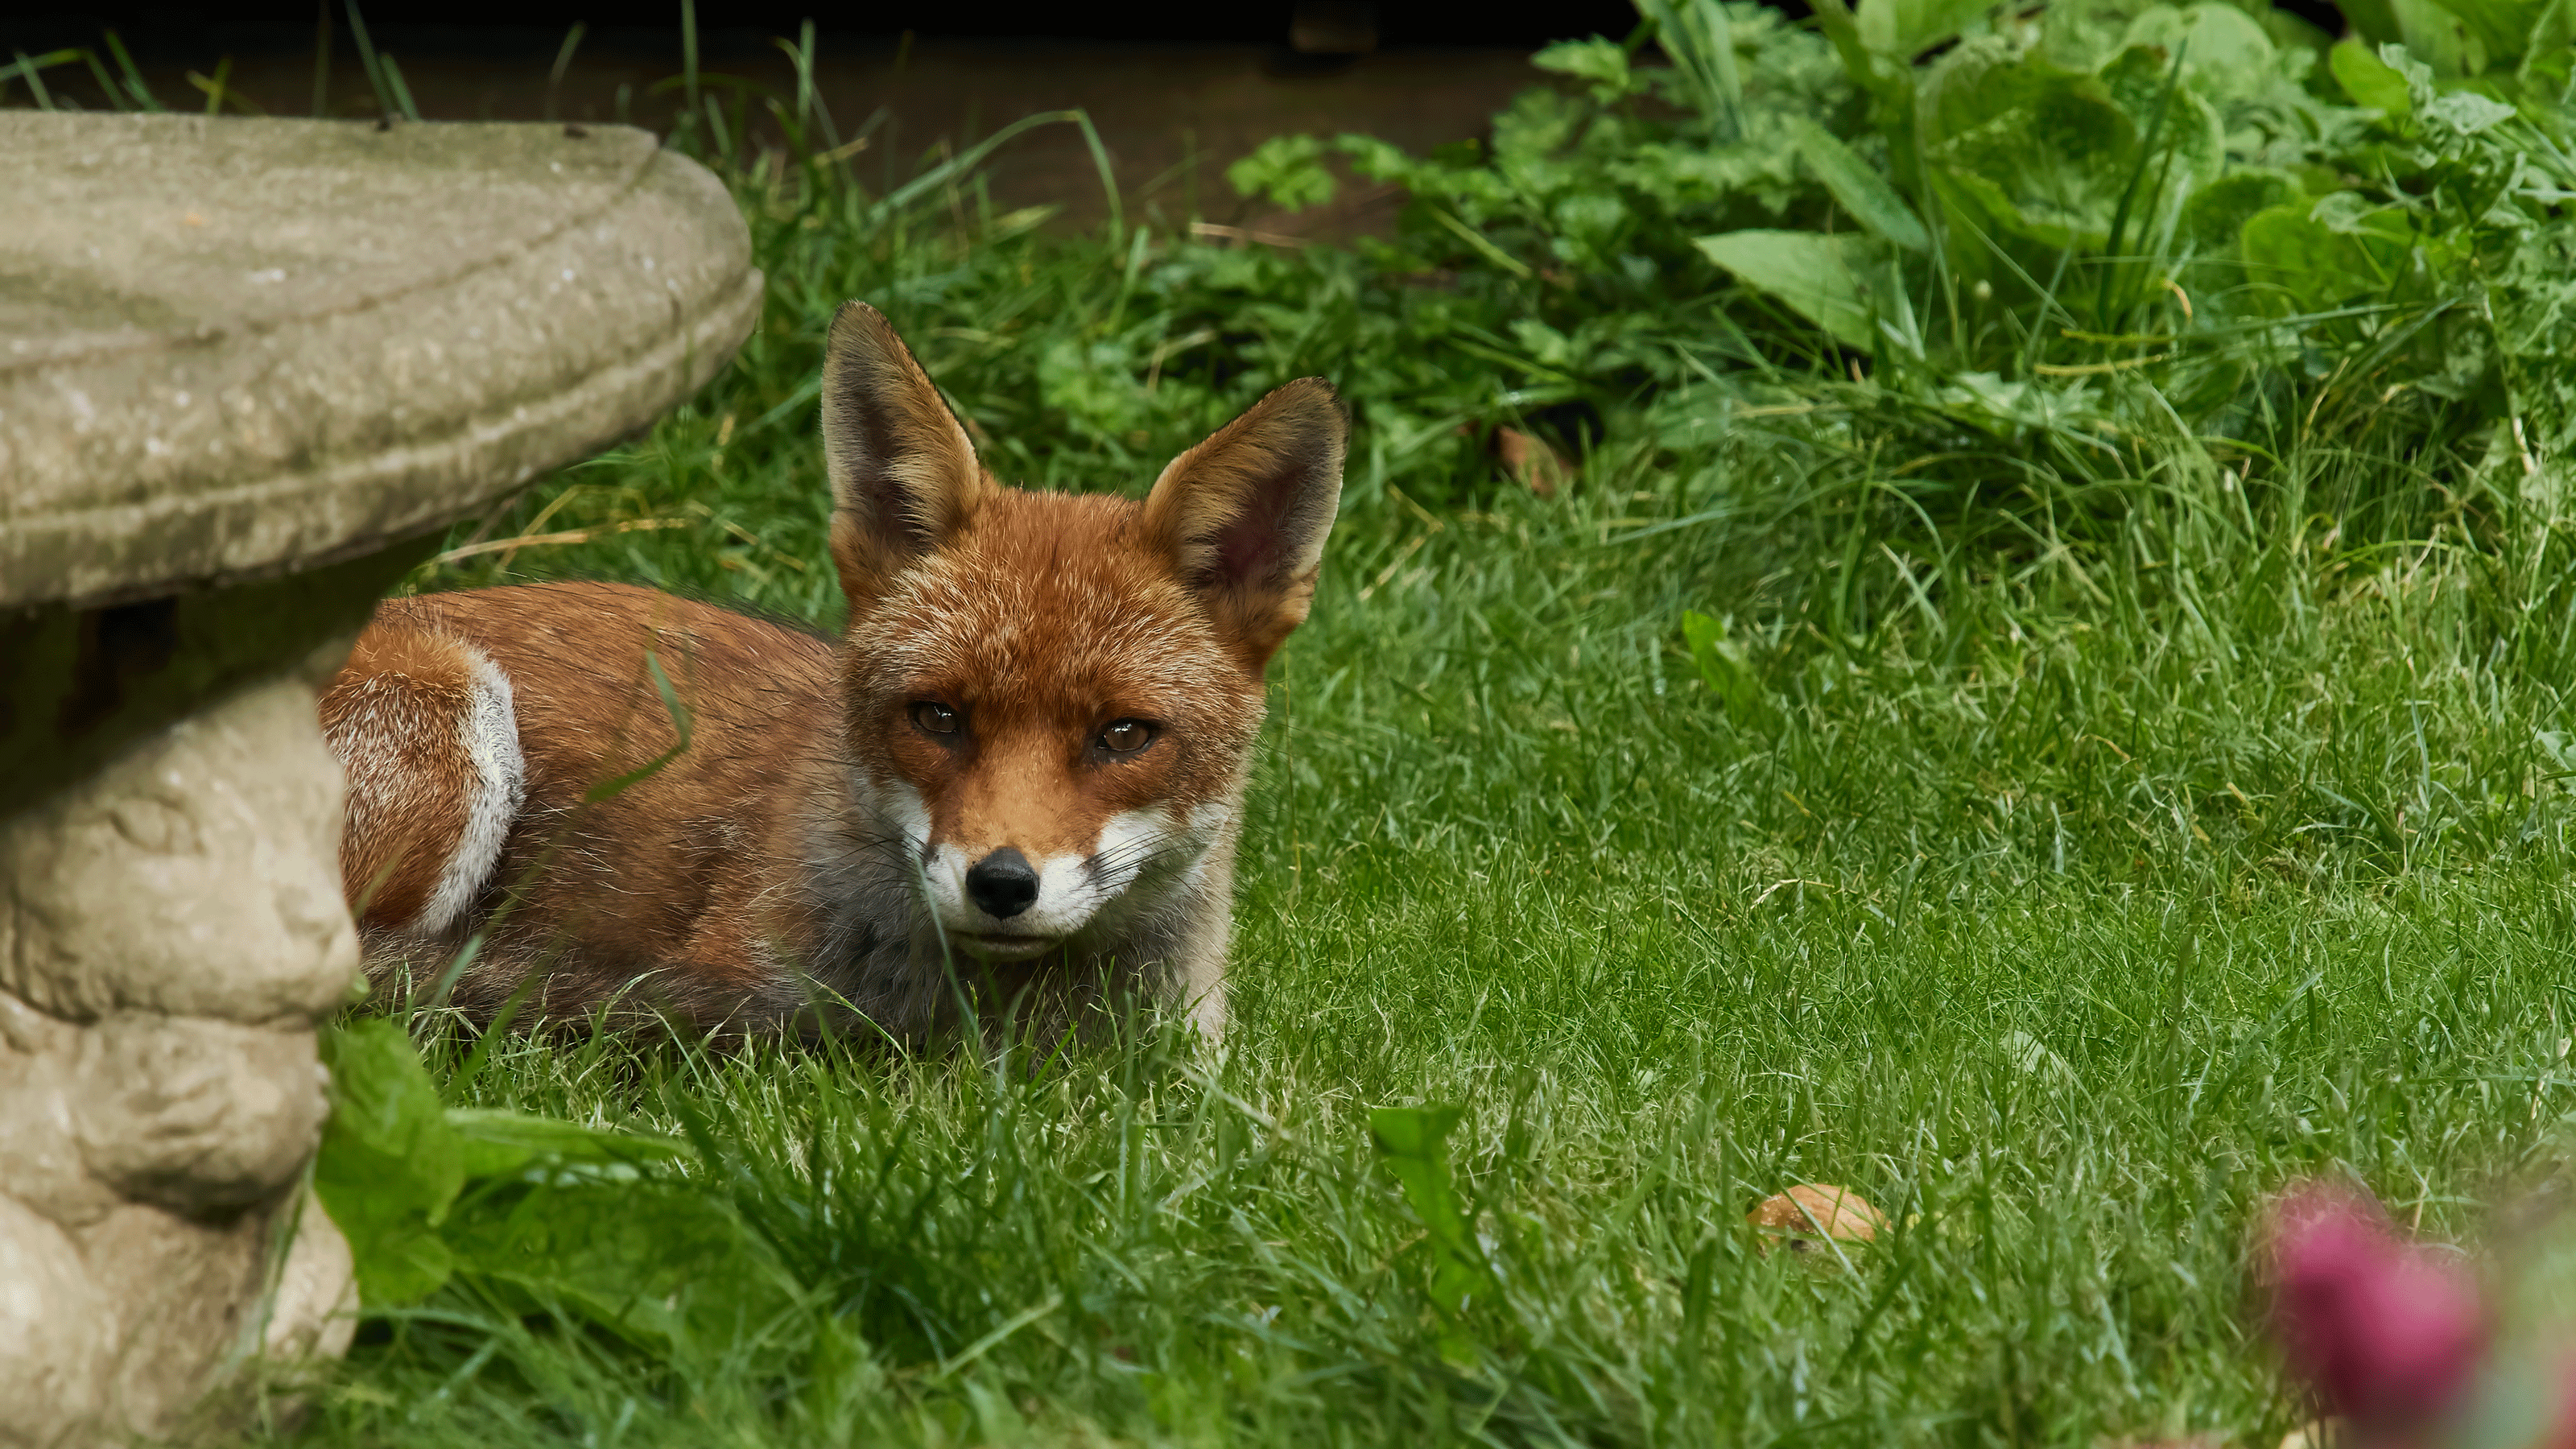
2267,1183 -> 2489,1439
2549,1357 -> 2576,1449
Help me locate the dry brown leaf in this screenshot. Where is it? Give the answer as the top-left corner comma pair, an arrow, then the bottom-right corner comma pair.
1746,1183 -> 1887,1250
1492,426 -> 1571,498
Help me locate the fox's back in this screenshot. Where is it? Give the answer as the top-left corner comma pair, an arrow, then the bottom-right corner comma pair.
326,582 -> 845,1024
376,580 -> 837,823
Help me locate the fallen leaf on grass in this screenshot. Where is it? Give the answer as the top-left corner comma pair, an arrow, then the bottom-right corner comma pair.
1747,1183 -> 1887,1255
1492,426 -> 1571,497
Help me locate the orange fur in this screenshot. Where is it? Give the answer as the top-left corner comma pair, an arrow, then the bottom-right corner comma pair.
322,630 -> 479,928
321,303 -> 1346,1044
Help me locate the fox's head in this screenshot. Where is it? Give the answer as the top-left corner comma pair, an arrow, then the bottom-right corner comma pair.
819,302 -> 1345,971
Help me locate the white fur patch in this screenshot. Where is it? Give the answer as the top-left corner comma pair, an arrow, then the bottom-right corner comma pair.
413,648 -> 523,937
919,841 -> 974,927
873,776 -> 934,854
921,803 -> 1217,945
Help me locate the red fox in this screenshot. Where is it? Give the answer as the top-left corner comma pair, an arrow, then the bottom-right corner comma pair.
319,303 -> 1345,1043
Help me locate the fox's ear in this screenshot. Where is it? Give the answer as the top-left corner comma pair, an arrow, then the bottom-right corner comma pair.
822,302 -> 991,612
1141,378 -> 1348,672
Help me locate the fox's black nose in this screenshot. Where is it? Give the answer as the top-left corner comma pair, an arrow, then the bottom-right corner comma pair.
965,848 -> 1041,919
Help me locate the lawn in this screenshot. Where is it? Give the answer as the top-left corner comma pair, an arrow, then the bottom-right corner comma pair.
251,3 -> 2576,1444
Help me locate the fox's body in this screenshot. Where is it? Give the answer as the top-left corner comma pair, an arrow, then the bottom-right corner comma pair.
320,304 -> 1344,1042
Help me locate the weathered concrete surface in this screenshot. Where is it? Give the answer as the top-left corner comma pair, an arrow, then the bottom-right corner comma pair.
0,545 -> 427,839
0,671 -> 360,1027
0,673 -> 355,1447
0,113 -> 758,1447
0,113 -> 762,610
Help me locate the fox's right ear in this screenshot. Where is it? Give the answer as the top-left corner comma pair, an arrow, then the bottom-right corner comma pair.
821,302 -> 991,612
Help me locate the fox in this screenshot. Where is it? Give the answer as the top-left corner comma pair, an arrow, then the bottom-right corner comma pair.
317,302 -> 1346,1045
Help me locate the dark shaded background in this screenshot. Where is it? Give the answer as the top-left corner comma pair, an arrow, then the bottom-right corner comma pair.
4,2 -> 1655,55
3,0 -> 2354,240
5,4 -> 1678,242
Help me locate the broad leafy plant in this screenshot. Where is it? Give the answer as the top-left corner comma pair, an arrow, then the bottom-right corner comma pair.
1229,0 -> 2576,538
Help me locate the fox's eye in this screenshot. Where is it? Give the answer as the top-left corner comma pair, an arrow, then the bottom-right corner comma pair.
1098,719 -> 1154,755
910,701 -> 961,737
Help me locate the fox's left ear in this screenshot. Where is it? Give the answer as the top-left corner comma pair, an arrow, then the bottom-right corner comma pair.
1142,378 -> 1348,673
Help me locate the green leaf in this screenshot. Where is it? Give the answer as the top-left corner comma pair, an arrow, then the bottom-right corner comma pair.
1682,611 -> 1771,723
2342,0 -> 2409,44
448,1108 -> 693,1181
2384,0 -> 2480,75
2520,0 -> 2574,100
1930,44 -> 2223,258
1037,335 -> 1151,442
316,1023 -> 704,1312
1533,37 -> 1636,101
2119,4 -> 2283,103
1858,0 -> 1996,60
314,1019 -> 466,1307
2331,35 -> 2415,114
2175,169 -> 2301,295
1790,118 -> 1931,253
2240,196 -> 2447,314
2422,85 -> 2517,133
1938,372 -> 2105,436
1806,0 -> 1889,97
441,1179 -> 797,1354
1367,1104 -> 1492,1325
1695,229 -> 1889,350
1225,134 -> 1337,212
2414,0 -> 2552,67
1919,44 -> 2159,254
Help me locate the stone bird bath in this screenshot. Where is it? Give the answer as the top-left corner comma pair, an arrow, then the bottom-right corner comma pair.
0,112 -> 757,1444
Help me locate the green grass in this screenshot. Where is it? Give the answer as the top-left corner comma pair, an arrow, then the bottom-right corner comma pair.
260,35 -> 2576,1448
290,865 -> 2576,1447
283,411 -> 2576,1445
